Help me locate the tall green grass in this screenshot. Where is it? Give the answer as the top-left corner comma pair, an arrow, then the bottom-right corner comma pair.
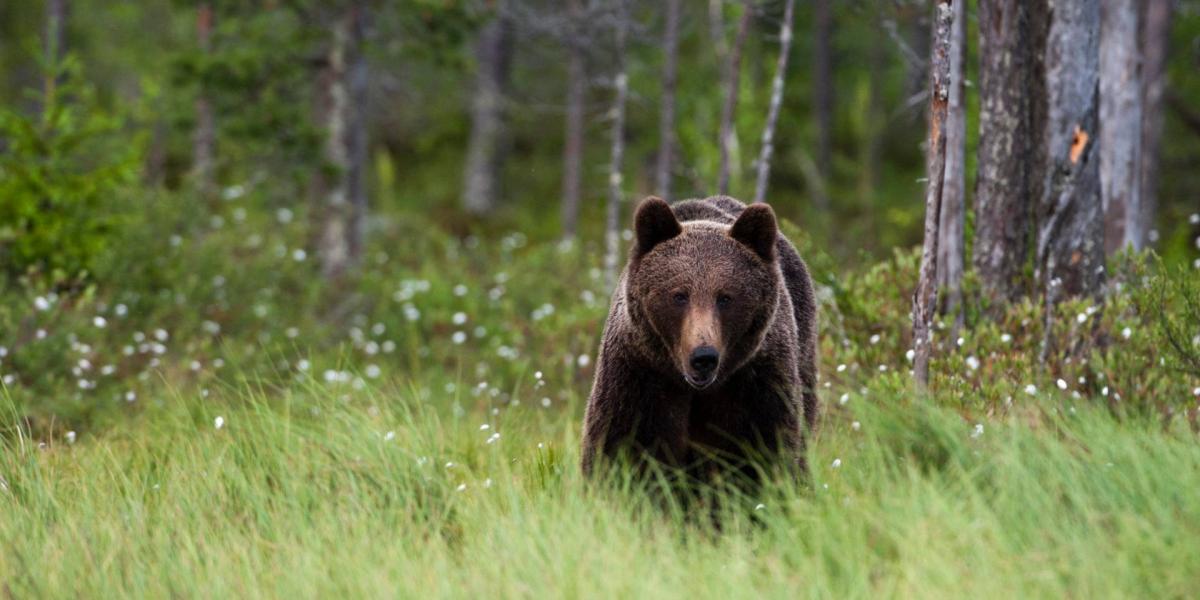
4,378 -> 1198,598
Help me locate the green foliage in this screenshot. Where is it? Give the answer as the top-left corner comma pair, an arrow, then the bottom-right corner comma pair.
0,56 -> 142,285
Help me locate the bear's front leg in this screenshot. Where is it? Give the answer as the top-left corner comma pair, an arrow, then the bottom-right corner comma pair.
581,360 -> 689,476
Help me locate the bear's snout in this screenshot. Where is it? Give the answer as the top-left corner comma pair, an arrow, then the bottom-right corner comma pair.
685,345 -> 720,388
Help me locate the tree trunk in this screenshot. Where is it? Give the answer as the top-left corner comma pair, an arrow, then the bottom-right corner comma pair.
718,1 -> 752,196
972,0 -> 1047,303
462,5 -> 514,216
912,0 -> 954,388
1138,0 -> 1171,247
317,6 -> 366,280
1037,0 -> 1104,301
655,0 -> 681,200
1100,0 -> 1142,254
43,0 -> 68,99
605,0 -> 630,291
936,0 -> 966,322
812,0 -> 833,209
752,0 -> 796,205
346,5 -> 368,262
192,3 -> 217,203
561,0 -> 586,242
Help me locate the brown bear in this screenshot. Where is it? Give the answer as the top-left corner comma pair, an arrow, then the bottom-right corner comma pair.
581,195 -> 818,481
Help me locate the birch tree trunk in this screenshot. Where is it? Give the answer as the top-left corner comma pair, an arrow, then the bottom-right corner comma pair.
655,0 -> 681,201
317,7 -> 366,280
462,5 -> 514,216
1100,0 -> 1143,254
912,0 -> 954,388
192,3 -> 217,203
812,0 -> 834,209
605,0 -> 630,291
936,0 -> 966,322
718,1 -> 752,196
1037,0 -> 1105,302
561,0 -> 586,242
753,0 -> 796,205
1138,0 -> 1172,247
973,0 -> 1047,303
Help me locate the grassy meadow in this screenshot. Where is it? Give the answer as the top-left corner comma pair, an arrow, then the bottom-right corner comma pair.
2,205 -> 1199,598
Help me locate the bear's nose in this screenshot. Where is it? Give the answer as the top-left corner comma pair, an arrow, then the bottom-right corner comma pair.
689,346 -> 720,375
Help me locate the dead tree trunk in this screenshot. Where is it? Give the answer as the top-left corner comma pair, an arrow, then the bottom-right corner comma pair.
812,0 -> 833,209
753,0 -> 796,205
605,0 -> 630,290
462,5 -> 514,216
655,0 -> 681,200
561,0 -> 586,242
192,3 -> 217,203
1037,0 -> 1105,302
1138,0 -> 1172,247
1100,0 -> 1143,254
912,0 -> 954,388
936,0 -> 966,323
973,0 -> 1048,303
316,6 -> 366,280
717,1 -> 752,196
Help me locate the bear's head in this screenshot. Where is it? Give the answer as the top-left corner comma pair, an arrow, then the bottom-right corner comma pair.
626,196 -> 781,391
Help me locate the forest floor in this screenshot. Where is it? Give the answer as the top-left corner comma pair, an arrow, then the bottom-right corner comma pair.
2,208 -> 1199,598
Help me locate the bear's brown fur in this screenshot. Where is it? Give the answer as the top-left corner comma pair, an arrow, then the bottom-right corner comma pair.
581,196 -> 818,480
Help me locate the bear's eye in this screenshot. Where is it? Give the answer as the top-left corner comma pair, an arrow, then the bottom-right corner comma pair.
716,293 -> 733,309
671,292 -> 689,307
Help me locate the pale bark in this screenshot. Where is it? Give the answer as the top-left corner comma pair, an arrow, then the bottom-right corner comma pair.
605,0 -> 630,291
1100,0 -> 1143,253
1139,0 -> 1171,247
462,5 -> 514,216
973,0 -> 1047,303
317,6 -> 367,280
718,1 -> 752,196
936,0 -> 966,322
753,0 -> 796,205
192,3 -> 217,203
812,0 -> 833,208
1037,0 -> 1105,301
913,0 -> 954,388
655,0 -> 681,200
561,0 -> 586,242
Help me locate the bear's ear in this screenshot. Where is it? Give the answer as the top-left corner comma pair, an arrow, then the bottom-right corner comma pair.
729,203 -> 777,262
633,196 -> 682,257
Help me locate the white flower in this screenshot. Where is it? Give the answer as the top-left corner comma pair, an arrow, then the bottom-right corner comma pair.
1000,333 -> 1012,343
384,431 -> 396,441
878,364 -> 888,372
1102,386 -> 1110,397
93,316 -> 107,328
34,296 -> 51,311
970,423 -> 984,439
577,354 -> 591,368
965,356 -> 980,371
836,364 -> 847,373
297,359 -> 310,372
1025,384 -> 1038,396
214,416 -> 225,430
838,393 -> 849,405
452,331 -> 467,345
1192,387 -> 1200,397
831,458 -> 842,469
452,312 -> 468,325
154,329 -> 169,342
365,364 -> 381,379
486,432 -> 501,444
1121,327 -> 1132,340
869,334 -> 881,345
541,397 -> 552,408
276,208 -> 294,223
456,483 -> 467,492
1056,378 -> 1068,391
905,349 -> 915,362
851,421 -> 861,431
292,248 -> 307,262
479,424 -> 490,431
65,431 -> 76,444
453,284 -> 468,297
754,503 -> 765,511
1076,312 -> 1088,324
